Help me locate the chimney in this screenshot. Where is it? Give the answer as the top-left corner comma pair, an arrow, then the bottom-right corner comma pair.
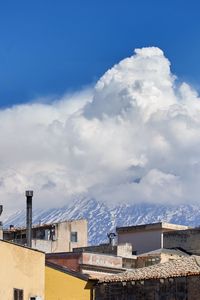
0,205 -> 3,217
26,190 -> 33,247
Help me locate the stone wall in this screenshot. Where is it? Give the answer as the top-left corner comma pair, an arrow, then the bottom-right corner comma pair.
164,229 -> 200,254
73,243 -> 118,254
95,275 -> 200,300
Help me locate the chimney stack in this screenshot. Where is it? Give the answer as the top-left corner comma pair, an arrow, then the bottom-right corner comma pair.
0,205 -> 3,217
26,190 -> 33,248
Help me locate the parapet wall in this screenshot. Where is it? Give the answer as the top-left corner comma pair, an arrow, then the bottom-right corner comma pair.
164,229 -> 200,254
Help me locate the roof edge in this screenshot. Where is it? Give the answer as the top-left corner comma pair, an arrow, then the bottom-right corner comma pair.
45,261 -> 89,281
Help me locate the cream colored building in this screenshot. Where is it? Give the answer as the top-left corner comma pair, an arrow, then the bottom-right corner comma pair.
4,219 -> 88,253
117,222 -> 189,254
0,239 -> 45,299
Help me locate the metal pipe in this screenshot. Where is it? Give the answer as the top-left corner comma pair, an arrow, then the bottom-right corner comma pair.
0,205 -> 3,216
26,190 -> 33,248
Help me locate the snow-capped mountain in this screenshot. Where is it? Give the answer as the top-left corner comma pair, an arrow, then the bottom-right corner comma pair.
3,197 -> 200,245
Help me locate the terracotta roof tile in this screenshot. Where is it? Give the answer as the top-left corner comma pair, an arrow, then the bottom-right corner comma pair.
99,256 -> 200,283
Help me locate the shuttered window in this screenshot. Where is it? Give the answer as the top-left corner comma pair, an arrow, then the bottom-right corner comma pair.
13,288 -> 23,300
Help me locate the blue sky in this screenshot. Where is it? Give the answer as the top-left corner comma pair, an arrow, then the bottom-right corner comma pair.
0,0 -> 200,107
2,1 -> 200,212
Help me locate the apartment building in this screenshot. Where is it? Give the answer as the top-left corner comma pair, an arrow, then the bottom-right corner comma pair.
3,219 -> 88,253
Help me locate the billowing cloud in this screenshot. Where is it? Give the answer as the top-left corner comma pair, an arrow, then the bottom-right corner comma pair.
1,47 -> 200,217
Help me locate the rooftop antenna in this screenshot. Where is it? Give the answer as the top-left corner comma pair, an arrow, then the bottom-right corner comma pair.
107,232 -> 116,246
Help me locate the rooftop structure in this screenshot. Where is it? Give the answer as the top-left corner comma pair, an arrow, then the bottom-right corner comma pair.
74,242 -> 134,257
136,248 -> 189,268
117,222 -> 189,233
117,222 -> 190,254
4,219 -> 88,253
46,251 -> 126,276
164,228 -> 200,255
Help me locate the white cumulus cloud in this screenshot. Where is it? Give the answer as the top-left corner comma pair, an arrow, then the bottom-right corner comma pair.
1,47 -> 200,217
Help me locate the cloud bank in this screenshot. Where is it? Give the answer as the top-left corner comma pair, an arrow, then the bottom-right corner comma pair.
1,47 -> 200,216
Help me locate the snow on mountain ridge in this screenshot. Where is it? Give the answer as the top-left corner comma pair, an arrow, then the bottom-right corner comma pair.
3,197 -> 200,245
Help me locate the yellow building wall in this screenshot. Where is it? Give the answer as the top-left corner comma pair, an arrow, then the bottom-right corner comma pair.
0,240 -> 45,299
45,266 -> 92,300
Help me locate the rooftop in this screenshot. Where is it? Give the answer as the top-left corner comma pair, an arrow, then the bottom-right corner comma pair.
0,238 -> 44,254
4,218 -> 86,232
138,248 -> 190,257
99,256 -> 200,283
46,261 -> 89,281
164,227 -> 200,236
116,222 -> 189,233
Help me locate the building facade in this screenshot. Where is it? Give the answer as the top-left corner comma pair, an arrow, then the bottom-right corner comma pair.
4,219 -> 88,253
45,261 -> 92,300
164,228 -> 200,255
136,248 -> 189,268
46,251 -> 125,276
94,256 -> 200,300
117,222 -> 189,254
0,239 -> 45,299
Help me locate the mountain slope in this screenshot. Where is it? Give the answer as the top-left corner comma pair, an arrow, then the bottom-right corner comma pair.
3,198 -> 200,245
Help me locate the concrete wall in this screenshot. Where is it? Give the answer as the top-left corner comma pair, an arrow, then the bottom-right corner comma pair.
164,229 -> 200,254
0,240 -> 45,299
32,239 -> 52,252
46,251 -> 123,275
81,252 -> 122,269
117,243 -> 133,257
117,223 -> 189,255
46,253 -> 82,272
28,219 -> 88,253
73,243 -> 118,255
56,219 -> 88,252
136,252 -> 186,268
74,243 -> 133,258
118,229 -> 163,254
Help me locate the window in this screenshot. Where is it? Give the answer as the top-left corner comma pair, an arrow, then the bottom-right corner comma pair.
71,231 -> 78,242
145,256 -> 160,267
14,288 -> 23,300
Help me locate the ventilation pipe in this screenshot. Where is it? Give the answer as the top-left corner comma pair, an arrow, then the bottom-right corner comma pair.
26,190 -> 33,248
0,205 -> 3,217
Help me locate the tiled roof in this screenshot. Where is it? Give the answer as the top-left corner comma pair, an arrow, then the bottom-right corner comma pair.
138,248 -> 189,257
99,256 -> 200,283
